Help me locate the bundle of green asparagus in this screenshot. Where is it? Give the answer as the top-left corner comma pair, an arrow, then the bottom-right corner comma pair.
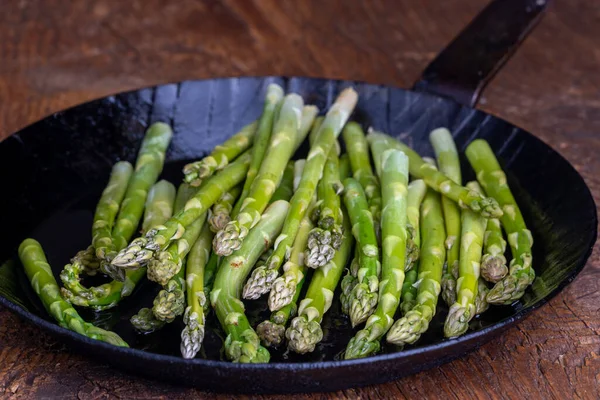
17,83 -> 534,362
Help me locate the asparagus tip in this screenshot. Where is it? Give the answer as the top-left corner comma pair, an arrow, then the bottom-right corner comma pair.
286,316 -> 323,354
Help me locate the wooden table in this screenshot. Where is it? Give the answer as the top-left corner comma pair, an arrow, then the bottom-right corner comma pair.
1,0 -> 598,398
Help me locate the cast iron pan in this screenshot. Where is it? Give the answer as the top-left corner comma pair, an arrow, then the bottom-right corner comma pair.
0,0 -> 596,394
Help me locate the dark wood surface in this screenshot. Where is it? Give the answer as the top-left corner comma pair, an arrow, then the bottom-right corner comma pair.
1,0 -> 599,398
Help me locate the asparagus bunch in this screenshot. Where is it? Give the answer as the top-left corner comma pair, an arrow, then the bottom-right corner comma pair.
345,149 -> 409,359
242,88 -> 358,299
466,139 -> 534,304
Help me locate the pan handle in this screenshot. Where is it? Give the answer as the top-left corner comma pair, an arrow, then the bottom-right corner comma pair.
413,0 -> 551,107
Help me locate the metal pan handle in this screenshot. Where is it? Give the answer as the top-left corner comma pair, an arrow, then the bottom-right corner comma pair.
413,0 -> 551,107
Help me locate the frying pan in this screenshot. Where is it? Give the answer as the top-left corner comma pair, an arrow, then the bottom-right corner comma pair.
0,0 -> 596,394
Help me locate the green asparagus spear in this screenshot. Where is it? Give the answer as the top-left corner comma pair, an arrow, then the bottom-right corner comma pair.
345,149 -> 409,359
386,187 -> 446,346
366,129 -> 502,219
305,148 -> 344,269
268,208 -> 314,311
342,177 -> 380,327
143,180 -> 178,233
209,185 -> 242,233
92,161 -> 133,262
18,239 -> 128,347
481,218 -> 509,283
231,84 -> 284,217
214,94 -> 308,256
183,121 -> 257,187
269,161 -> 295,203
343,122 -> 382,224
366,127 -> 388,179
257,213 -> 313,346
110,123 -> 173,254
211,200 -> 289,363
405,180 -> 427,271
399,180 -> 427,315
243,88 -> 358,298
444,181 -> 487,338
203,253 -> 220,295
286,206 -> 354,354
429,128 -> 462,307
61,180 -> 176,310
465,139 -> 534,304
111,151 -> 251,270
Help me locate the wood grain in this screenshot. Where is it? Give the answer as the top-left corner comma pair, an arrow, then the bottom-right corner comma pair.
0,0 -> 599,398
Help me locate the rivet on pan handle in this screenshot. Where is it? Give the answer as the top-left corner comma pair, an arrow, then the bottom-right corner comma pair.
413,0 -> 551,107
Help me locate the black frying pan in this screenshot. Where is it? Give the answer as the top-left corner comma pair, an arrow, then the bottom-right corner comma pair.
0,0 -> 596,394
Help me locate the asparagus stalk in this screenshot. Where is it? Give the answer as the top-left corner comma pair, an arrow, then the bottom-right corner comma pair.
444,181 -> 487,338
61,180 -> 176,310
111,150 -> 251,270
208,185 -> 242,233
214,94 -> 308,256
305,148 -> 344,269
267,208 -> 314,311
366,129 -> 502,219
257,214 -> 313,346
343,122 -> 382,224
202,252 -> 220,295
231,84 -> 284,217
18,239 -> 128,347
399,269 -> 418,315
345,149 -> 409,359
465,139 -> 534,304
342,177 -> 380,327
92,161 -> 133,263
405,180 -> 427,271
183,121 -> 257,187
386,187 -> 446,346
243,88 -> 358,298
269,161 -> 295,203
429,128 -> 463,307
481,218 -> 509,283
366,127 -> 388,179
286,206 -> 354,354
211,200 -> 289,363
